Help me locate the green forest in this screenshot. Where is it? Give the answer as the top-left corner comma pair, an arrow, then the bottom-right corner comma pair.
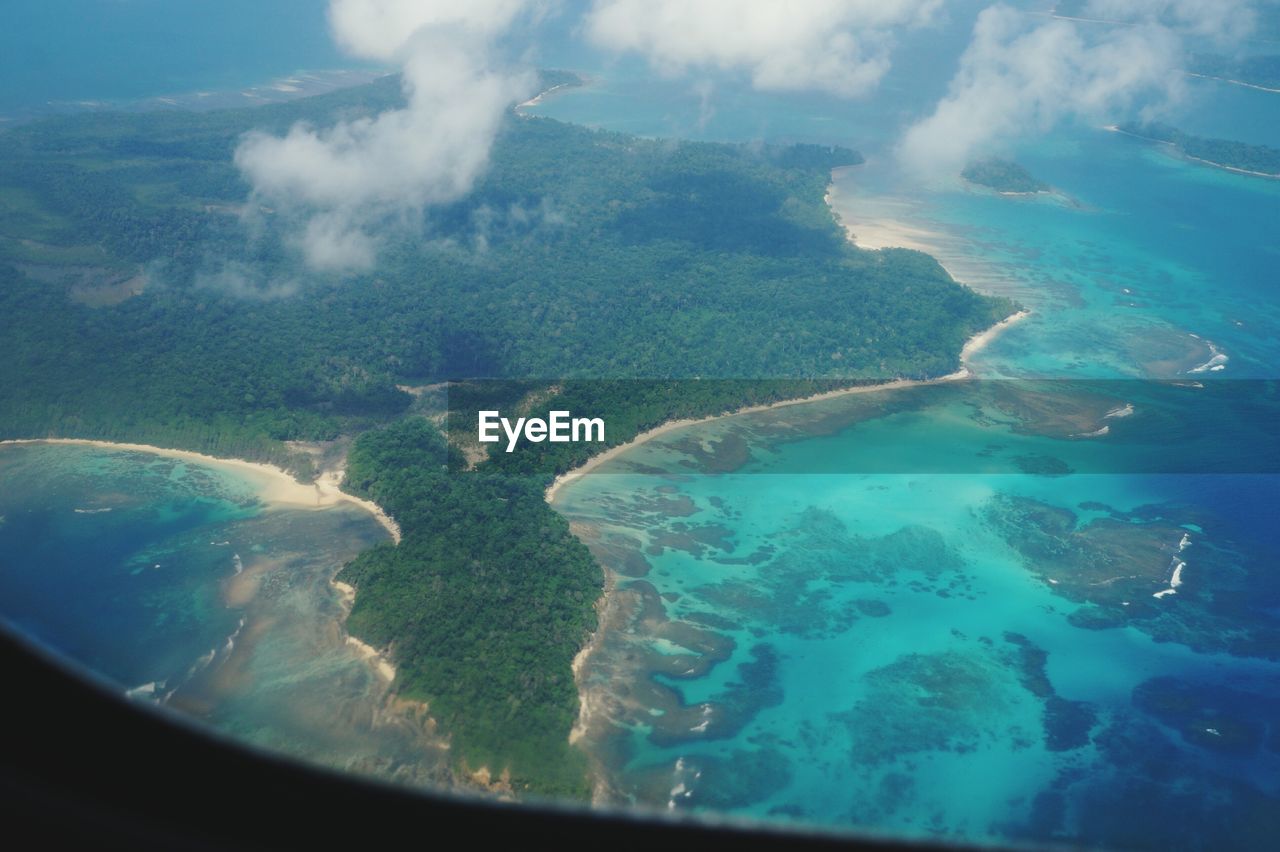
0,75 -> 1013,794
337,418 -> 599,796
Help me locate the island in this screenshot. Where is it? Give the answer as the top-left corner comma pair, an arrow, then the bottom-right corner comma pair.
1114,121 -> 1280,178
961,158 -> 1051,194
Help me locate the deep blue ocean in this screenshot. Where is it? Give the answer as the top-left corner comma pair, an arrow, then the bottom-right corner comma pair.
0,2 -> 1277,848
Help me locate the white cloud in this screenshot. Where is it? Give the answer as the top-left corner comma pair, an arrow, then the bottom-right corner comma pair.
327,0 -> 532,59
235,1 -> 538,271
899,3 -> 1186,177
582,0 -> 943,98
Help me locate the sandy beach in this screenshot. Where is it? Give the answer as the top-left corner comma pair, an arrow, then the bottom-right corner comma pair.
516,82 -> 569,109
332,579 -> 357,607
0,437 -> 405,693
824,168 -> 953,253
0,438 -> 402,544
836,215 -> 947,253
329,577 -> 399,683
568,569 -> 615,747
543,376 -> 956,502
544,310 -> 1029,504
345,635 -> 397,682
961,309 -> 1031,362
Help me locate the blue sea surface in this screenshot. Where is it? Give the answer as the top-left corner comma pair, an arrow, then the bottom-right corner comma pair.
538,15 -> 1280,850
0,444 -> 258,686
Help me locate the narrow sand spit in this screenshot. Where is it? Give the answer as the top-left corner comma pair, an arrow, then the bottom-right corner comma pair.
0,438 -> 401,544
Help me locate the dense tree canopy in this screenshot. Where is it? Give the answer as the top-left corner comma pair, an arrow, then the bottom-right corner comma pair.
962,158 -> 1049,194
339,418 -> 598,796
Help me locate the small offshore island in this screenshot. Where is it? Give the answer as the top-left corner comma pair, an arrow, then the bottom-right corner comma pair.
961,158 -> 1051,194
1114,121 -> 1280,178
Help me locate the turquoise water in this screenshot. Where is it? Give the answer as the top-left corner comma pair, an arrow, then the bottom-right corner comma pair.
539,20 -> 1280,851
0,443 -> 450,785
827,126 -> 1280,382
0,1 -> 371,120
554,376 -> 1280,841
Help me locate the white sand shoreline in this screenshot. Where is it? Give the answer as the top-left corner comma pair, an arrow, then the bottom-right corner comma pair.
1184,72 -> 1280,95
331,578 -> 396,684
550,170 -> 1029,504
0,436 -> 404,688
1104,125 -> 1280,180
0,438 -> 401,544
555,167 -> 1029,752
568,570 -> 616,748
345,634 -> 397,682
544,310 -> 1027,504
516,82 -> 569,109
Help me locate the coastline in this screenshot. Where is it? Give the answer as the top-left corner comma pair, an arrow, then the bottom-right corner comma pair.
516,82 -> 569,110
551,309 -> 1026,750
1184,72 -> 1280,95
1104,124 -> 1280,180
331,577 -> 398,683
544,375 -> 957,504
0,438 -> 402,544
544,310 -> 1027,505
961,309 -> 1030,363
0,436 -> 404,697
825,174 -> 950,254
545,170 -> 1031,504
553,174 -> 1029,757
568,569 -> 616,748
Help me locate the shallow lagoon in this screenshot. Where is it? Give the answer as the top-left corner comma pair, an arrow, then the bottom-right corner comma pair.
554,395 -> 1280,846
543,69 -> 1280,845
0,443 -> 450,787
